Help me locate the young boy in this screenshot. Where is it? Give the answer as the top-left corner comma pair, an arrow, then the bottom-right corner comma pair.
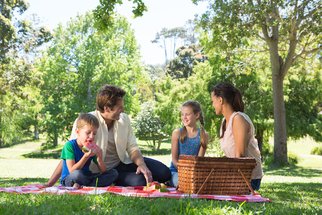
60,113 -> 118,188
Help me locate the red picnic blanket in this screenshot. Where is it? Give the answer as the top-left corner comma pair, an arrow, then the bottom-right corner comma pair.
0,184 -> 270,202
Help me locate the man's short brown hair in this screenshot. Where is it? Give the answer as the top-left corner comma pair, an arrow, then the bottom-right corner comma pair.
96,84 -> 126,112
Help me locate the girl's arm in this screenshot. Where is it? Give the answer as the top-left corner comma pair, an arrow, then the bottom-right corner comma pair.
198,132 -> 209,157
96,147 -> 107,173
66,150 -> 95,173
171,128 -> 180,169
232,114 -> 249,157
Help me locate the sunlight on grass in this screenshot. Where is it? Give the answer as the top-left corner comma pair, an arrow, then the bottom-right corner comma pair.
287,136 -> 320,155
0,136 -> 322,214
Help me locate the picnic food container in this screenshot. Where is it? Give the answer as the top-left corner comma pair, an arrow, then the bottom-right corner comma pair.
177,155 -> 256,195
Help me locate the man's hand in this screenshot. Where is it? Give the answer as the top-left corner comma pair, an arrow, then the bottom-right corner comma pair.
136,164 -> 153,184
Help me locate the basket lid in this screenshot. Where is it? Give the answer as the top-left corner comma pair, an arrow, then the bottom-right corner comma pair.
178,155 -> 257,168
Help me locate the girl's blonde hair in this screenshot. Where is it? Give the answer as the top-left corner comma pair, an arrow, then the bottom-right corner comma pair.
179,100 -> 207,149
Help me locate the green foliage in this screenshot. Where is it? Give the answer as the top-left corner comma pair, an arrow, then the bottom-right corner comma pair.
311,146 -> 322,156
264,152 -> 299,167
93,0 -> 147,31
166,45 -> 207,79
196,0 -> 321,165
37,12 -> 143,146
0,0 -> 29,59
285,65 -> 322,142
0,2 -> 52,146
133,102 -> 167,151
155,61 -> 217,140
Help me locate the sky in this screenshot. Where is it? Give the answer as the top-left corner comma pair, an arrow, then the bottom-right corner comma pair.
23,0 -> 208,65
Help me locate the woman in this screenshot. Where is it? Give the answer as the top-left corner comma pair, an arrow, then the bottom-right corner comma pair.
211,83 -> 263,190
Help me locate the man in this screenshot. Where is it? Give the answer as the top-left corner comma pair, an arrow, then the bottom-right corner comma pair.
46,84 -> 171,186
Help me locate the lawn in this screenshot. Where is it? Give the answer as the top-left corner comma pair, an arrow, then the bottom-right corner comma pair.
0,137 -> 321,214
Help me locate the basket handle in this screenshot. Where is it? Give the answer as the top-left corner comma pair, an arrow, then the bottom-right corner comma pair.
196,168 -> 214,194
238,169 -> 255,195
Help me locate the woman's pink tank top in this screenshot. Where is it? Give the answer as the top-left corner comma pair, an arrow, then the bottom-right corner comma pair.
220,112 -> 263,179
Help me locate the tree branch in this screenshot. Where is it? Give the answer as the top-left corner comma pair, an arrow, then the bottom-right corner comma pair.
293,47 -> 321,62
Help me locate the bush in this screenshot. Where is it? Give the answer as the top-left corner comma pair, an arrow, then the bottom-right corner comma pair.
264,152 -> 298,167
133,102 -> 167,151
311,146 -> 322,155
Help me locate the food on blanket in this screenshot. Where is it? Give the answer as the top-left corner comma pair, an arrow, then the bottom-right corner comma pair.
143,181 -> 168,192
160,183 -> 167,189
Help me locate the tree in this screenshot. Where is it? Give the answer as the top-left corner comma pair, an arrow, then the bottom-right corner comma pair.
37,13 -> 143,146
0,1 -> 51,146
0,0 -> 29,60
133,102 -> 167,151
151,27 -> 188,64
285,59 -> 322,141
196,0 -> 321,165
93,0 -> 147,31
166,44 -> 207,79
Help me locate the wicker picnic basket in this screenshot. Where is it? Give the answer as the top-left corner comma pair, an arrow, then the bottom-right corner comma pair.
177,155 -> 257,195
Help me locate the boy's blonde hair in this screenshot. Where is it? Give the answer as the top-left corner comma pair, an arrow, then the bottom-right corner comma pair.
76,113 -> 99,129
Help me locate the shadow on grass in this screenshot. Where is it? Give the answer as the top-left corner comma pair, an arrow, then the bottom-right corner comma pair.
22,148 -> 61,159
22,143 -> 63,159
0,137 -> 39,149
259,182 -> 322,215
140,148 -> 171,156
0,178 -> 48,187
264,165 -> 322,177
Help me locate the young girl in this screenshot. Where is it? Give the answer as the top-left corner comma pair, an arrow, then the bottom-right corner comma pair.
211,83 -> 263,190
60,113 -> 118,188
169,100 -> 208,187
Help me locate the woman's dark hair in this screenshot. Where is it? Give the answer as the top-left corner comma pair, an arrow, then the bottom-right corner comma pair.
211,83 -> 244,138
96,85 -> 126,112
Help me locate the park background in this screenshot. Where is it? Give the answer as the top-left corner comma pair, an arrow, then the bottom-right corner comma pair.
0,0 -> 321,214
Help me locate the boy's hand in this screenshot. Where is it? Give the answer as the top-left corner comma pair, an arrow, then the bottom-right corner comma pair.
84,149 -> 96,158
96,147 -> 103,159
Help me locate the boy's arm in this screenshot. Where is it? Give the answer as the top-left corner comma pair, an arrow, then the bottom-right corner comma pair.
44,160 -> 63,187
96,147 -> 107,173
66,150 -> 95,172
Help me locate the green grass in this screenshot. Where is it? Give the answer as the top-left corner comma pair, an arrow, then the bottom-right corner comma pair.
0,178 -> 321,215
0,137 -> 321,214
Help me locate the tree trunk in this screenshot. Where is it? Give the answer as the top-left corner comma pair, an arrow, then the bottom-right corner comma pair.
255,128 -> 264,154
163,38 -> 168,65
34,115 -> 39,140
0,113 -> 2,146
152,139 -> 156,151
34,126 -> 39,140
264,16 -> 289,165
271,65 -> 288,165
157,139 -> 162,151
53,132 -> 58,147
